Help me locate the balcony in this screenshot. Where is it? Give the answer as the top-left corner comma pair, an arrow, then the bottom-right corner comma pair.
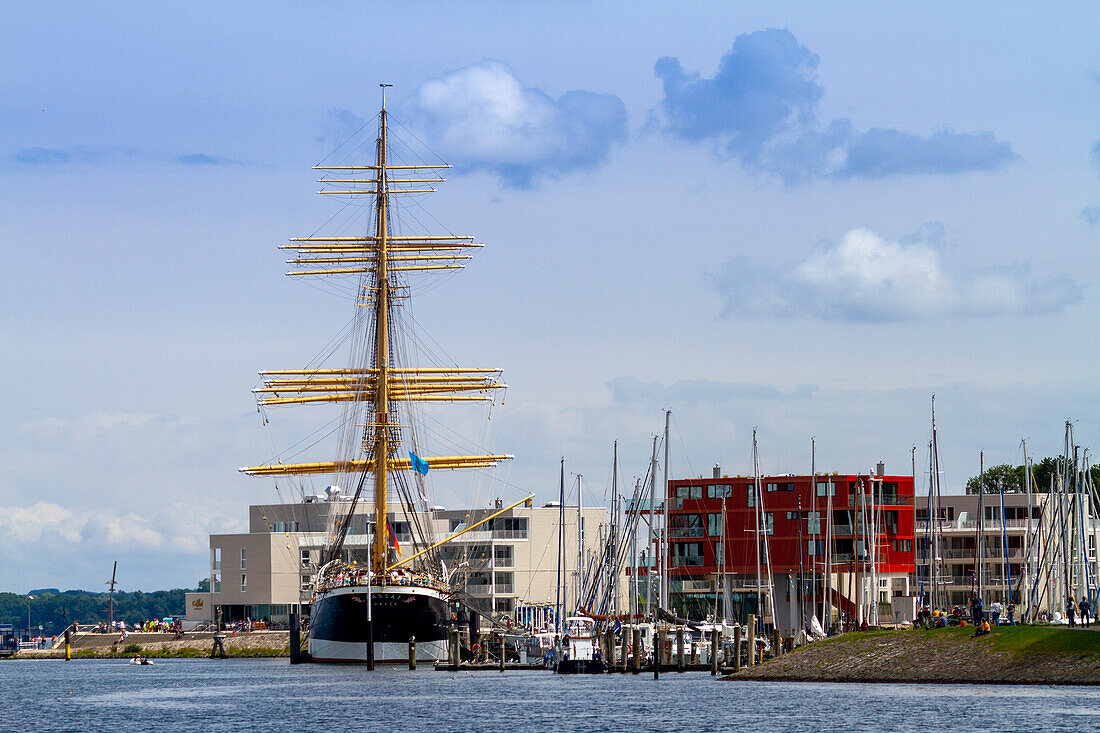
494,583 -> 514,594
878,495 -> 913,506
669,528 -> 705,539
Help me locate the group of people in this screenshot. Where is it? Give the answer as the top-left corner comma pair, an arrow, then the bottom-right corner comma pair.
136,618 -> 182,634
968,594 -> 1017,627
1065,597 -> 1093,627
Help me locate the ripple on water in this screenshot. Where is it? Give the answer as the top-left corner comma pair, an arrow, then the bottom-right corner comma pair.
5,659 -> 1093,733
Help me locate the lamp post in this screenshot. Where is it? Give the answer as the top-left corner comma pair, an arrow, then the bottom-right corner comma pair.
26,596 -> 34,641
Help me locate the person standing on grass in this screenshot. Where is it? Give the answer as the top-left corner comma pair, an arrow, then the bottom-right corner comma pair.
990,598 -> 1002,626
1067,598 -> 1077,627
970,593 -> 983,626
1006,601 -> 1016,625
1080,597 -> 1091,628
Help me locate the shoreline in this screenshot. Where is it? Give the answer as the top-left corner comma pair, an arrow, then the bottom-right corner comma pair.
724,626 -> 1100,686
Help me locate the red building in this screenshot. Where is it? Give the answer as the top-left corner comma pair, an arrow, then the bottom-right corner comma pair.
665,471 -> 915,631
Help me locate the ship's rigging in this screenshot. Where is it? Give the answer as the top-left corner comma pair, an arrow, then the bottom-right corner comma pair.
240,93 -> 513,585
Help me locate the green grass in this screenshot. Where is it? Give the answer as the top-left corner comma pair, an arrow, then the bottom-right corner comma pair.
904,624 -> 1100,655
984,625 -> 1100,655
802,625 -> 1100,656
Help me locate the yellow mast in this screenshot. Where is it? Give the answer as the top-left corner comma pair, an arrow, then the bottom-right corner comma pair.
372,97 -> 391,576
241,86 -> 516,584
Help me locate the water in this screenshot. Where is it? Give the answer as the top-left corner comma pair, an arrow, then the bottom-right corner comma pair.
5,659 -> 1097,732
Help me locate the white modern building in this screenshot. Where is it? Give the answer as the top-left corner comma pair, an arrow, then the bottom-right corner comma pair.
190,493 -> 613,627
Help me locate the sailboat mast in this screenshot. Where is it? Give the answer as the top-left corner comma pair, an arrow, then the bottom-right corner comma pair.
556,458 -> 565,633
753,429 -> 762,627
647,435 -> 658,618
577,474 -> 583,612
662,410 -> 670,610
612,441 -> 619,619
372,98 -> 392,577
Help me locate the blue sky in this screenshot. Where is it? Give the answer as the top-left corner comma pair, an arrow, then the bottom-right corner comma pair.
2,2 -> 1100,591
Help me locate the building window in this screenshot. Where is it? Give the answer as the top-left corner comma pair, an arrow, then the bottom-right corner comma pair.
816,481 -> 836,497
806,511 -> 821,534
273,521 -> 300,533
766,482 -> 778,492
747,486 -> 756,508
488,517 -> 528,539
672,542 -> 704,567
670,513 -> 704,538
786,511 -> 799,520
212,547 -> 221,571
494,597 -> 514,613
808,539 -> 825,556
241,575 -> 247,593
494,545 -> 513,568
675,485 -> 703,500
300,549 -> 311,568
707,484 -> 732,499
494,572 -> 514,594
707,513 -> 724,537
300,574 -> 311,590
241,548 -> 247,570
212,574 -> 221,593
894,539 -> 913,552
760,540 -> 768,563
763,513 -> 774,535
715,541 -> 723,562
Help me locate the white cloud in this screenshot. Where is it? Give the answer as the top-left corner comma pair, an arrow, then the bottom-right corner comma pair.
402,63 -> 627,188
713,226 -> 1081,321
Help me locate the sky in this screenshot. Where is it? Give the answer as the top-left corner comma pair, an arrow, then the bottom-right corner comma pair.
2,2 -> 1099,592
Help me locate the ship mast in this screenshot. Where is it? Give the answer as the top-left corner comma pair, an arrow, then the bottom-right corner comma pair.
373,93 -> 393,576
240,85 -> 515,582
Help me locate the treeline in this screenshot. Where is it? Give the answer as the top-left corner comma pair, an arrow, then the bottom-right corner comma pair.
0,586 -> 201,636
965,457 -> 1100,494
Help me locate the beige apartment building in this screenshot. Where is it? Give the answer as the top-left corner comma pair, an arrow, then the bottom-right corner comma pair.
188,492 -> 613,627
914,492 -> 1098,614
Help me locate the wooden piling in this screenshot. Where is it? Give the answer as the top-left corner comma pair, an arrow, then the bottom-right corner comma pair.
409,636 -> 417,670
449,627 -> 460,670
746,614 -> 755,667
676,626 -> 686,672
620,628 -> 629,672
732,626 -> 741,672
289,612 -> 301,665
772,628 -> 781,658
657,626 -> 667,666
606,630 -> 616,670
498,635 -> 505,672
631,627 -> 641,675
711,630 -> 720,675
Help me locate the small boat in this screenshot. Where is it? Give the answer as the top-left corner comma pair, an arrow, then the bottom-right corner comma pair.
129,656 -> 153,666
556,617 -> 606,674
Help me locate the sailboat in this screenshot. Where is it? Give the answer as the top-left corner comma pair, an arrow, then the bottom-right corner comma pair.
240,89 -> 513,663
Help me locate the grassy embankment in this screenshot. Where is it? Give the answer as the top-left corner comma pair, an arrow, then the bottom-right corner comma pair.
729,625 -> 1100,685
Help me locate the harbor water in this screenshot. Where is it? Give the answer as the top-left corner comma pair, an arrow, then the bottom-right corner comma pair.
5,659 -> 1096,732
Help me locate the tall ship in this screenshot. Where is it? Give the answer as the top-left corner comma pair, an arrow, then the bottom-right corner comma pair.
241,89 -> 512,663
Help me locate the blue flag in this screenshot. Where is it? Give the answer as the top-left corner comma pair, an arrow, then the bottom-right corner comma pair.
409,451 -> 430,476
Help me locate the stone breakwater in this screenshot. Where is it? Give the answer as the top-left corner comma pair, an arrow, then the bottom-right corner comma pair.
728,627 -> 1100,685
10,631 -> 290,659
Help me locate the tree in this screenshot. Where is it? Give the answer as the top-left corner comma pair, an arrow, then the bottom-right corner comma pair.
1030,457 -> 1061,492
965,464 -> 1022,494
196,578 -> 210,592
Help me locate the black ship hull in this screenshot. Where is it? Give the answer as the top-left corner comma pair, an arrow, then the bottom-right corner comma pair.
556,658 -> 607,674
308,584 -> 451,663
